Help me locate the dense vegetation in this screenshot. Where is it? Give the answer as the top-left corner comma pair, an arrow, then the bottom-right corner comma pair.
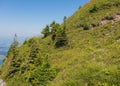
0,0 -> 120,86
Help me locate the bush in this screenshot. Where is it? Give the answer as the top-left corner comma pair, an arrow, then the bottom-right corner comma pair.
89,4 -> 98,13
83,24 -> 90,30
54,27 -> 68,48
25,54 -> 57,86
55,39 -> 68,48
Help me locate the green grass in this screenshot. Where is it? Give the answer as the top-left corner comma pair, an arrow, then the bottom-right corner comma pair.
48,22 -> 120,86
1,0 -> 120,86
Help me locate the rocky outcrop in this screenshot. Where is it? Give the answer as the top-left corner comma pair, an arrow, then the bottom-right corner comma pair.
100,14 -> 120,25
90,14 -> 120,29
0,79 -> 6,86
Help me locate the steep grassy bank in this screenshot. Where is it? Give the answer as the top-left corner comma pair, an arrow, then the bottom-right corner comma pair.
0,0 -> 120,86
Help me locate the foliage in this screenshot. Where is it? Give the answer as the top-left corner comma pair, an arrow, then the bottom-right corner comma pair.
89,4 -> 98,13
42,25 -> 50,38
26,55 -> 56,86
51,23 -> 67,48
54,26 -> 67,48
1,36 -> 57,86
83,23 -> 90,30
1,0 -> 120,86
42,21 -> 68,48
5,34 -> 20,79
63,16 -> 67,29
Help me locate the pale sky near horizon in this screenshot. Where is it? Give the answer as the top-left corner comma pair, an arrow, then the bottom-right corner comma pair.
0,0 -> 89,37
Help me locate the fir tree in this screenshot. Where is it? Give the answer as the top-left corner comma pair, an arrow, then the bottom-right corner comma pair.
41,25 -> 50,38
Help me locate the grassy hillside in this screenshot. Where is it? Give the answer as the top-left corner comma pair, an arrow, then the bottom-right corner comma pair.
1,0 -> 120,86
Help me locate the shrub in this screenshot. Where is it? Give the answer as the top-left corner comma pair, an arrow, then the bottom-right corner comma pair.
89,4 -> 98,13
54,27 -> 68,48
83,24 -> 90,30
25,54 -> 57,86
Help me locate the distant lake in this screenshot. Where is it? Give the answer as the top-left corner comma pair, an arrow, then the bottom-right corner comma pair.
0,48 -> 9,65
0,37 -> 11,65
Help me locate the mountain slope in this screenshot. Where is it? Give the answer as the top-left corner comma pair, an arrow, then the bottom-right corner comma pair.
1,0 -> 120,86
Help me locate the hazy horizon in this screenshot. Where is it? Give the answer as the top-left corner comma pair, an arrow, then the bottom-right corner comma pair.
0,0 -> 89,37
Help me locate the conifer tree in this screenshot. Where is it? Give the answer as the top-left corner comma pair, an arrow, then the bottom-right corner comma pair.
50,21 -> 57,41
6,34 -> 20,78
54,25 -> 67,48
49,21 -> 68,48
41,25 -> 50,38
63,16 -> 67,29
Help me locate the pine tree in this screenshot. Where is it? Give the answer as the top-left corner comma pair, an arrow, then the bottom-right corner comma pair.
54,26 -> 67,48
50,21 -> 58,41
50,21 -> 57,34
6,34 -> 20,78
63,16 -> 67,29
41,25 -> 50,38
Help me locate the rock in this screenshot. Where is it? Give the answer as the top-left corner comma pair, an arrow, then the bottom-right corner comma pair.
0,79 -> 6,86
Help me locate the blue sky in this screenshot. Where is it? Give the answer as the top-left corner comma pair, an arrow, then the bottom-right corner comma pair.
0,0 -> 89,37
